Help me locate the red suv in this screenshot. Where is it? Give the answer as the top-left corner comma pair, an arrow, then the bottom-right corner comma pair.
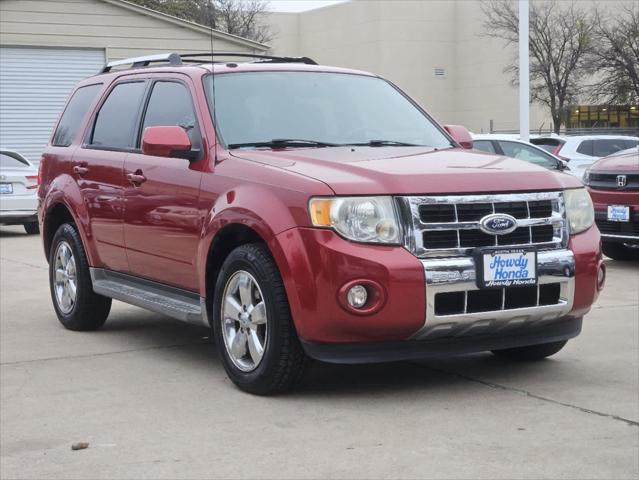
584,148 -> 639,260
39,53 -> 605,394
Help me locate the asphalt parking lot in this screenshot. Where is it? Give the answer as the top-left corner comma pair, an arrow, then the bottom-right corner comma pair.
0,225 -> 637,480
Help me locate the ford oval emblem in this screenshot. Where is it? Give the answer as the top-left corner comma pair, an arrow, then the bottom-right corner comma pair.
479,213 -> 518,235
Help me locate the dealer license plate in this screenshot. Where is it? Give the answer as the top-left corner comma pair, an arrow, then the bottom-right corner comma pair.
607,205 -> 630,222
0,183 -> 13,194
476,248 -> 537,289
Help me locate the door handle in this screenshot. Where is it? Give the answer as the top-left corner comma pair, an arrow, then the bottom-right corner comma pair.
127,173 -> 147,185
73,166 -> 88,175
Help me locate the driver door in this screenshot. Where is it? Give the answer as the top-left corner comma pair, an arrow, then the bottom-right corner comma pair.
123,79 -> 204,291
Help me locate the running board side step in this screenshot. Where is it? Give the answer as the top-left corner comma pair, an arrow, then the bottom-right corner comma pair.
90,268 -> 209,327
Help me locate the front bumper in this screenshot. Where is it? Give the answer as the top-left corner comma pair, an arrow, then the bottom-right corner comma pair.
588,187 -> 639,244
271,226 -> 601,356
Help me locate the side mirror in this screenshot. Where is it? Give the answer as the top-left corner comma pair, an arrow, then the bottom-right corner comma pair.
142,126 -> 193,159
444,124 -> 473,149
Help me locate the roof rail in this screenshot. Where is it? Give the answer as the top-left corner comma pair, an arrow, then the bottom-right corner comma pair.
101,53 -> 182,73
100,51 -> 317,73
180,52 -> 318,65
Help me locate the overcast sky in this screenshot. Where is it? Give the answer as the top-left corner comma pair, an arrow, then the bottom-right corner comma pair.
267,1 -> 347,13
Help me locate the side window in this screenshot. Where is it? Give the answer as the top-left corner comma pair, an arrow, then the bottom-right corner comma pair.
52,84 -> 102,147
498,141 -> 557,169
593,139 -> 629,157
91,82 -> 146,149
473,140 -> 496,153
576,140 -> 593,156
141,81 -> 201,149
624,140 -> 638,149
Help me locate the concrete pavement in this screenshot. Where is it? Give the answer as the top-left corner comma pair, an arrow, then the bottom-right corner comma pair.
1,225 -> 637,479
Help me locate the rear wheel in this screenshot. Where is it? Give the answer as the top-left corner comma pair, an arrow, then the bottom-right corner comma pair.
602,242 -> 639,261
24,221 -> 39,235
49,223 -> 111,331
212,243 -> 307,395
492,340 -> 567,361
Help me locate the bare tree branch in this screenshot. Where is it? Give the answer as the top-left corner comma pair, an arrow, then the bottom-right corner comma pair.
481,0 -> 594,133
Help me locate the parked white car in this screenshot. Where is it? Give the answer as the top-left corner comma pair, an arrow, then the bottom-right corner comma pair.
0,149 -> 39,234
471,134 -> 570,172
530,135 -> 639,179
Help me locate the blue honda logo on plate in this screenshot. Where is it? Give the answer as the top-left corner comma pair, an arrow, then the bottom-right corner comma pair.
479,213 -> 518,235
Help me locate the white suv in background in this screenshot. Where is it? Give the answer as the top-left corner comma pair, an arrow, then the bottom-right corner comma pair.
531,135 -> 639,179
0,149 -> 39,234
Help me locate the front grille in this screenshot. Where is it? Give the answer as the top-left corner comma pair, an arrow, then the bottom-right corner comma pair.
434,283 -> 561,316
400,192 -> 567,257
588,172 -> 639,191
595,211 -> 639,237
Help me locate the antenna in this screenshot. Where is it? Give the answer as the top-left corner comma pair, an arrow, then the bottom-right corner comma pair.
209,2 -> 218,163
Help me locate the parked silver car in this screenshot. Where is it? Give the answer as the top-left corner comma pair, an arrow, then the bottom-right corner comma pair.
0,149 -> 39,234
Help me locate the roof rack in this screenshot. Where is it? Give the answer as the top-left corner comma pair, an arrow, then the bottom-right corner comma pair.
101,52 -> 317,73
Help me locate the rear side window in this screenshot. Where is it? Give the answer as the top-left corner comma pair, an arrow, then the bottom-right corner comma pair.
473,140 -> 496,153
141,81 -> 201,149
52,84 -> 102,147
593,139 -> 630,157
91,82 -> 146,149
576,140 -> 593,156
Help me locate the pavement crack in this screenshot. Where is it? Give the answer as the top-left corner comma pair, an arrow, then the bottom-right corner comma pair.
413,363 -> 639,428
0,257 -> 47,271
1,341 -> 207,366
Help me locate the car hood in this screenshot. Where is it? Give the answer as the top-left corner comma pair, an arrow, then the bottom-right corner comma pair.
230,146 -> 583,195
590,151 -> 639,172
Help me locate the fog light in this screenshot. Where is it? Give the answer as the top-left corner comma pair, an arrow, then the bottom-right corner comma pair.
347,285 -> 368,308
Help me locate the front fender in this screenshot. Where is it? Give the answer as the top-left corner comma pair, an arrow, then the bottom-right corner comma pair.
196,183 -> 316,295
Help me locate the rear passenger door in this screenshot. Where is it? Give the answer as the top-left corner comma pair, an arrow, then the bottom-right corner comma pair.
75,80 -> 148,272
122,78 -> 204,291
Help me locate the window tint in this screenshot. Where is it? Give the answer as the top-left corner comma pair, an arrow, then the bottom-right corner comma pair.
141,81 -> 200,149
624,140 -> 639,149
0,152 -> 29,168
498,141 -> 558,169
52,84 -> 102,147
473,140 -> 496,153
593,139 -> 631,157
91,82 -> 146,149
576,140 -> 593,156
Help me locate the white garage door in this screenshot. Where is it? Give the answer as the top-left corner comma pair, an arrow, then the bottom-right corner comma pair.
0,47 -> 105,164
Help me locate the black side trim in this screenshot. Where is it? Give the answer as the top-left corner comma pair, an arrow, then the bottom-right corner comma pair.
302,317 -> 582,364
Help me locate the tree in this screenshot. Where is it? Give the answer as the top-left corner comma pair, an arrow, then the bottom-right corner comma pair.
127,0 -> 272,43
587,5 -> 639,105
481,0 -> 595,133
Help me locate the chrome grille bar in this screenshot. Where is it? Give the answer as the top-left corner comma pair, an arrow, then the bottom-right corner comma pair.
397,192 -> 567,258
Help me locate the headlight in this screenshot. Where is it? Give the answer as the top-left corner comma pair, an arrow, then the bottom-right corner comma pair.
309,196 -> 401,244
582,167 -> 591,185
564,188 -> 594,234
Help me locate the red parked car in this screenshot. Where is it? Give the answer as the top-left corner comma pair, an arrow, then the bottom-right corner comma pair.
38,53 -> 605,394
584,148 -> 639,260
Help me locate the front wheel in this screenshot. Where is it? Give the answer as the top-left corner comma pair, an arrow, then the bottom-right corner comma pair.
602,242 -> 639,261
492,340 -> 567,361
212,243 -> 307,395
49,223 -> 111,331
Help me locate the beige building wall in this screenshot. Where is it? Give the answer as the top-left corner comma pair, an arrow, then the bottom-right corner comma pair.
0,0 -> 267,61
267,0 -> 632,134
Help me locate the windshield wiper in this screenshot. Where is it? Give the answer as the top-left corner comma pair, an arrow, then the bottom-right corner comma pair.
346,140 -> 420,147
228,139 -> 338,149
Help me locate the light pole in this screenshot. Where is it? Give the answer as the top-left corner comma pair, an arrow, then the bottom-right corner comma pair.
519,0 -> 530,141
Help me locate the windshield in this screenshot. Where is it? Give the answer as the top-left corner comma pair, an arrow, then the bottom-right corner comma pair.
204,72 -> 453,149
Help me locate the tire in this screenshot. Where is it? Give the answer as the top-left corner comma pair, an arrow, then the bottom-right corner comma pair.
492,340 -> 567,361
24,221 -> 39,235
49,223 -> 111,331
602,242 -> 639,261
212,243 -> 307,395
